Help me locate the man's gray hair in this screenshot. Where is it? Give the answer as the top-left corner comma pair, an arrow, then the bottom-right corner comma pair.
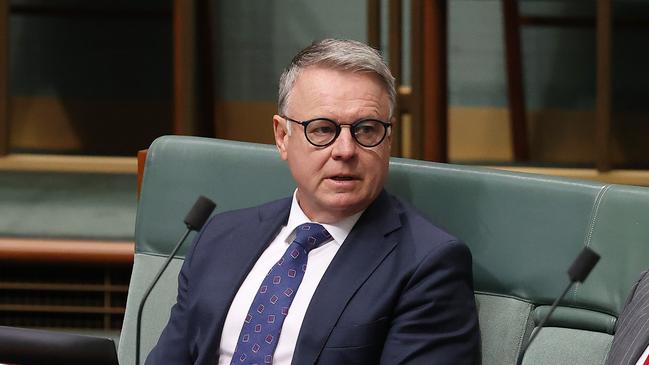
278,38 -> 396,120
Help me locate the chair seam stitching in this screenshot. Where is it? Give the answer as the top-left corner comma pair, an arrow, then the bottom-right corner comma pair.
574,184 -> 612,302
516,304 -> 534,361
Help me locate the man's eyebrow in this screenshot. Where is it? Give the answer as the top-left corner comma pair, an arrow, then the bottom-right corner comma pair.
313,115 -> 387,123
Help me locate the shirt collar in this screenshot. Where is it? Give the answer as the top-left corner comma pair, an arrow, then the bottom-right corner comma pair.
284,189 -> 363,246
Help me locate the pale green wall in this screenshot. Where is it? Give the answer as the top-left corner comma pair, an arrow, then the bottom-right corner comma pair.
214,0 -> 366,102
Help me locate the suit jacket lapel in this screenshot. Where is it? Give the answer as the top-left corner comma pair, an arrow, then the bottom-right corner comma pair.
292,191 -> 402,364
205,198 -> 291,360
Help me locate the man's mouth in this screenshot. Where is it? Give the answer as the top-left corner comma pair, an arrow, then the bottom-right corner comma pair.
331,175 -> 355,181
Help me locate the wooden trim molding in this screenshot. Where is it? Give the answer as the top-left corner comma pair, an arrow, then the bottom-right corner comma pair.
0,238 -> 134,264
596,0 -> 612,172
0,0 -> 8,156
137,149 -> 148,199
172,0 -> 197,135
420,0 -> 448,162
367,0 -> 381,49
0,154 -> 137,173
502,0 -> 529,161
490,166 -> 649,187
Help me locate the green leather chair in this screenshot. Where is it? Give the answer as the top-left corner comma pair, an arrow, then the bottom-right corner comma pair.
119,135 -> 649,364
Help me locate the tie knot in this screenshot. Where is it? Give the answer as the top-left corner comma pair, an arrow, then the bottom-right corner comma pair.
293,223 -> 331,252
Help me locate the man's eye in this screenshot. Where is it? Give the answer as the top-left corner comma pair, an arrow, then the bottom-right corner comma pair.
356,125 -> 377,134
311,126 -> 335,134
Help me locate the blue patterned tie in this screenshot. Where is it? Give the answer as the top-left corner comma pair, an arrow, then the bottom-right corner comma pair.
231,223 -> 331,364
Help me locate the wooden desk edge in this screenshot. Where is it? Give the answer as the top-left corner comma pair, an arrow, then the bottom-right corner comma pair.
0,238 -> 134,264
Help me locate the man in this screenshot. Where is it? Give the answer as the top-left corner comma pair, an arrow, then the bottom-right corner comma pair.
146,38 -> 480,364
607,271 -> 649,365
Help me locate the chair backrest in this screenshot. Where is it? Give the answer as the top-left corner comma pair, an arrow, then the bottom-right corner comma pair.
120,135 -> 649,365
0,326 -> 118,365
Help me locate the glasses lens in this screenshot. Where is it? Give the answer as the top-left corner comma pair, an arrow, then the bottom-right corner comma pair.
305,119 -> 337,146
353,120 -> 387,147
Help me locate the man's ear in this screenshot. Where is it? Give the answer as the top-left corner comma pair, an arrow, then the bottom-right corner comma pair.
387,115 -> 397,149
273,115 -> 289,161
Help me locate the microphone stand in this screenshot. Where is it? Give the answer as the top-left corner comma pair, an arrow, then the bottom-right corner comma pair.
134,195 -> 215,365
135,228 -> 191,365
515,246 -> 600,365
515,282 -> 573,365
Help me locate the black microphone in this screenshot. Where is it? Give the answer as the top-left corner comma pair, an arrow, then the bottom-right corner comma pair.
135,196 -> 216,365
515,246 -> 600,365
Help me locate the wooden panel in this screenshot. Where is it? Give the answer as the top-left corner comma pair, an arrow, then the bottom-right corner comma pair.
502,0 -> 529,161
197,0 -> 215,138
0,282 -> 129,292
596,0 -> 612,172
449,107 -> 512,161
173,0 -> 196,135
421,0 -> 447,162
137,149 -> 148,199
399,113 -> 413,159
490,166 -> 649,187
520,16 -> 649,28
0,263 -> 131,330
388,0 -> 403,156
0,304 -> 125,314
8,97 -> 170,156
367,0 -> 380,49
388,0 -> 402,85
450,106 -> 649,166
0,154 -> 136,173
8,4 -> 169,18
409,0 -> 423,160
0,238 -> 134,264
0,0 -> 8,156
215,101 -> 277,144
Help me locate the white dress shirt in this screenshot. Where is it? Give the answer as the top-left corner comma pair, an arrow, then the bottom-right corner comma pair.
218,191 -> 362,365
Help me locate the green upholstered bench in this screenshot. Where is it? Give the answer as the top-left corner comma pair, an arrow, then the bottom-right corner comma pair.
120,136 -> 649,365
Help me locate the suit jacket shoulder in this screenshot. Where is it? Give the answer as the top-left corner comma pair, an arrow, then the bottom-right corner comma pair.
390,194 -> 463,249
191,197 -> 291,252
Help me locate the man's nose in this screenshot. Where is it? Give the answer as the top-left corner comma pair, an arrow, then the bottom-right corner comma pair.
331,126 -> 357,159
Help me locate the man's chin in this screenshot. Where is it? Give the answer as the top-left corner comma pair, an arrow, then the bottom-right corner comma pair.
319,196 -> 370,216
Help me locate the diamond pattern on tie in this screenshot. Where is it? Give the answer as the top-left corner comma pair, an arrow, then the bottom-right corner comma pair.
231,223 -> 331,364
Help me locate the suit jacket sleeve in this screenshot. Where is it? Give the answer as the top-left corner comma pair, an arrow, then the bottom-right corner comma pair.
380,239 -> 480,365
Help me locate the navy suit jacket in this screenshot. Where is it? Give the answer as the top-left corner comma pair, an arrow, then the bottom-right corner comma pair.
146,191 -> 480,364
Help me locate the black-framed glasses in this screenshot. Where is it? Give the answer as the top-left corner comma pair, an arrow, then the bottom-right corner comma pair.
282,116 -> 391,148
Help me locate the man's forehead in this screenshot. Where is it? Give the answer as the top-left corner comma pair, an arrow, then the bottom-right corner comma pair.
290,68 -> 389,105
295,66 -> 380,83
